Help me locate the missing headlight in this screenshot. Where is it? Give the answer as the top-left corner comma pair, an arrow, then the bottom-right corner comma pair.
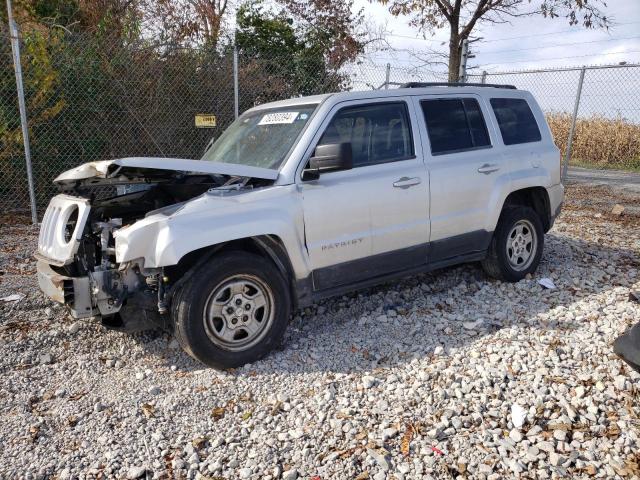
63,205 -> 79,243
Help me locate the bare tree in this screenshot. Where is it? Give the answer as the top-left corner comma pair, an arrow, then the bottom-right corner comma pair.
275,0 -> 368,66
376,0 -> 610,81
189,0 -> 229,47
144,0 -> 231,49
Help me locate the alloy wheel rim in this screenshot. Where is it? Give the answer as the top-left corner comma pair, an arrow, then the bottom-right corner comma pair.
506,219 -> 537,271
203,274 -> 274,352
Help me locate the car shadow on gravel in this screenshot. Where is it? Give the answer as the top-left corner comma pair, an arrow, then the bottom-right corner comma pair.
130,231 -> 639,376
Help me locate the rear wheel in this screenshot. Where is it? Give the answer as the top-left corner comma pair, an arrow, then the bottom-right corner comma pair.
172,251 -> 291,369
482,206 -> 544,282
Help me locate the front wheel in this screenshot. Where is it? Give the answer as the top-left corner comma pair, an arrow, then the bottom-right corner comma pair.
481,206 -> 544,282
172,252 -> 291,369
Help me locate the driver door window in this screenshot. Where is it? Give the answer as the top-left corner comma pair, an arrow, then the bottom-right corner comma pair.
316,102 -> 414,167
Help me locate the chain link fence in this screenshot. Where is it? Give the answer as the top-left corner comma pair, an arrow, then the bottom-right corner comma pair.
2,25 -> 640,220
469,65 -> 640,173
1,30 -> 27,215
1,28 -> 239,217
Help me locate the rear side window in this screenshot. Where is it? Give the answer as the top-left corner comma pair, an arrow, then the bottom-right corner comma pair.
490,98 -> 541,145
421,98 -> 490,155
317,102 -> 414,167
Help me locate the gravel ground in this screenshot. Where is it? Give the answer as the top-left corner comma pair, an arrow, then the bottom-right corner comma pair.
1,184 -> 639,480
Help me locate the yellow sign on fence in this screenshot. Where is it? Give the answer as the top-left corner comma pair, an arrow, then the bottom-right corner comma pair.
195,114 -> 217,128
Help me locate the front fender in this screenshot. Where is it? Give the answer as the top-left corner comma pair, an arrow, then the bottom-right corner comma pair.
114,185 -> 311,279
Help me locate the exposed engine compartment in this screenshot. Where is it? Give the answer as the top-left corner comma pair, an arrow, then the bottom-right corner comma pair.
37,162 -> 276,330
55,170 -> 271,276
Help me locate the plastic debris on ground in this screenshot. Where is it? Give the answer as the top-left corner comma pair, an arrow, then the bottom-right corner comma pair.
0,294 -> 24,302
537,278 -> 556,290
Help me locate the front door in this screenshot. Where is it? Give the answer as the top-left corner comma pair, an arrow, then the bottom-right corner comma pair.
299,99 -> 430,291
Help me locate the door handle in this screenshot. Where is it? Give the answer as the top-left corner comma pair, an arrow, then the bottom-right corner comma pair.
393,176 -> 421,189
477,163 -> 500,174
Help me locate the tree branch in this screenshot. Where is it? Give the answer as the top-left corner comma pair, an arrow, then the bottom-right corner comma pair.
432,0 -> 454,20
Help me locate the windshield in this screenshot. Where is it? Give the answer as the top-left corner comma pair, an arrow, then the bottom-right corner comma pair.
201,105 -> 317,170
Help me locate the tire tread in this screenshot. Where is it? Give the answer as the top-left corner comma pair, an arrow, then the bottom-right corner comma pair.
482,206 -> 544,282
172,251 -> 290,369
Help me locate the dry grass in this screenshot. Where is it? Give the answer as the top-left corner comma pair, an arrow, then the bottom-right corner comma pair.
546,113 -> 640,171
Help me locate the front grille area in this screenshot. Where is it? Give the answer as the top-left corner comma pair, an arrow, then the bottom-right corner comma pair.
36,195 -> 91,265
38,205 -> 63,257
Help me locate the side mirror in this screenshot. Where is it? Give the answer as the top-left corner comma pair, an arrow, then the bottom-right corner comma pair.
303,143 -> 353,180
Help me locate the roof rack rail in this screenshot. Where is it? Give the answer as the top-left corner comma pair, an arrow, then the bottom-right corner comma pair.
399,82 -> 517,90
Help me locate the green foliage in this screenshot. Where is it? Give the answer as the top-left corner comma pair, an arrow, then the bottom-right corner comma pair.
1,28 -> 238,206
235,0 -> 350,109
0,0 -> 79,28
1,27 -> 66,202
31,0 -> 79,26
236,2 -> 298,55
1,0 -> 361,210
0,33 -> 23,199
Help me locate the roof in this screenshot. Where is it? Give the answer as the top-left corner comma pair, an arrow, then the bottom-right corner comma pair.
246,84 -> 529,112
247,94 -> 333,112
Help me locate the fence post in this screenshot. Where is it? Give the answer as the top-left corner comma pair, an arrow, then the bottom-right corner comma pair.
481,70 -> 487,84
233,45 -> 239,119
384,63 -> 391,89
6,0 -> 38,223
563,66 -> 586,181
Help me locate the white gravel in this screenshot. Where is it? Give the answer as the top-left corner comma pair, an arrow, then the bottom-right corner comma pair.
1,185 -> 639,479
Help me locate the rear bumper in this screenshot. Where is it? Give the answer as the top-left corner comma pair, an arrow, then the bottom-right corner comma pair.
36,261 -> 95,318
547,183 -> 564,229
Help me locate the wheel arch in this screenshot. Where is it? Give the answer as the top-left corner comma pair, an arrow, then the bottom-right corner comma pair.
502,186 -> 552,232
164,235 -> 301,310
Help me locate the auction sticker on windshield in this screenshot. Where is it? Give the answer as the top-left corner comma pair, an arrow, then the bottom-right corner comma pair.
258,112 -> 299,125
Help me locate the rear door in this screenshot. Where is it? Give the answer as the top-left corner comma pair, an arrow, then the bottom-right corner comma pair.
413,94 -> 510,262
299,98 -> 430,290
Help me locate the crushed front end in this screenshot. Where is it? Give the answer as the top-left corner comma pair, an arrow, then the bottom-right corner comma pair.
35,163 -> 228,330
35,192 -> 172,330
35,158 -> 277,330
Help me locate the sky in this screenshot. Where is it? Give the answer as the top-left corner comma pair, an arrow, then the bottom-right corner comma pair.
355,0 -> 640,73
348,0 -> 640,121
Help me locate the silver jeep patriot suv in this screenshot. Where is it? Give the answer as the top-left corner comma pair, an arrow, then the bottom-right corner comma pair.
36,83 -> 564,368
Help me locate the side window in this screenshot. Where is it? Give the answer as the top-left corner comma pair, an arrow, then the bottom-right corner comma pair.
490,98 -> 542,145
421,98 -> 490,155
317,102 -> 413,167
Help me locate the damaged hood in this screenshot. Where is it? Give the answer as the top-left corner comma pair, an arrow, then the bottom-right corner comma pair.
53,157 -> 279,184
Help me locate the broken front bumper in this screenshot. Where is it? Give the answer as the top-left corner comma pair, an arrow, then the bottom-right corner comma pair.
37,261 -> 126,318
36,261 -> 95,318
36,260 -> 169,331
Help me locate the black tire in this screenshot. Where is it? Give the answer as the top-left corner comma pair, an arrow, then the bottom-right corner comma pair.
172,251 -> 291,369
481,206 -> 544,282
